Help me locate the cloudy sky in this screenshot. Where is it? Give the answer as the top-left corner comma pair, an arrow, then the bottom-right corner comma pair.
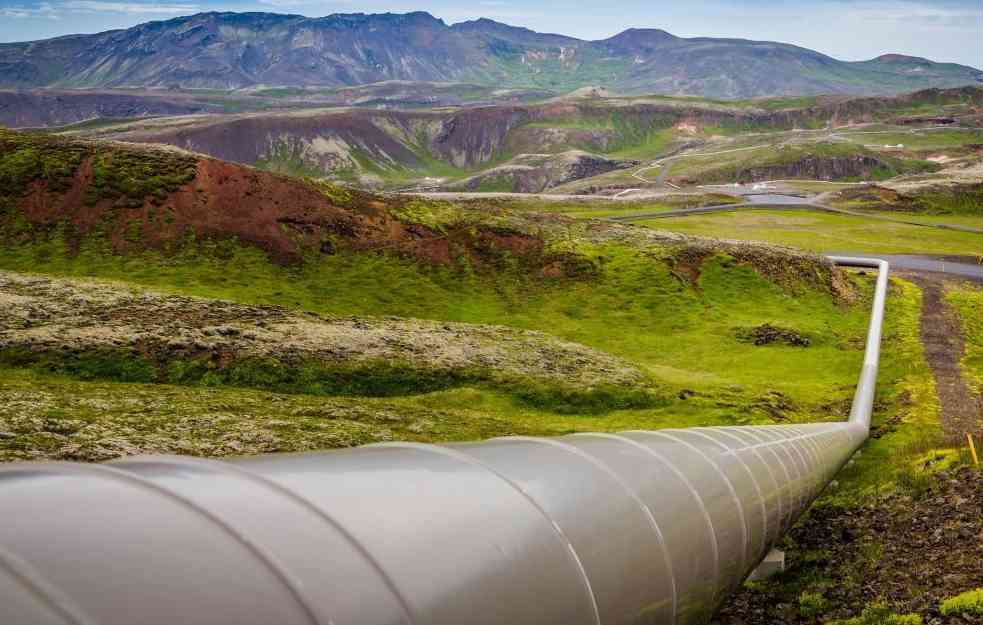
0,0 -> 981,67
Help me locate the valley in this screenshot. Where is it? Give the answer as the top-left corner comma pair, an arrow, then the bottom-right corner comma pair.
0,129 -> 940,474
0,24 -> 981,620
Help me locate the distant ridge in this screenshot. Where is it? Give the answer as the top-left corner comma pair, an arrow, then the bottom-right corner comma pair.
0,11 -> 980,98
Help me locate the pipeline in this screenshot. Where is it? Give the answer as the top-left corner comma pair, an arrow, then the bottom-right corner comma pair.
0,257 -> 889,625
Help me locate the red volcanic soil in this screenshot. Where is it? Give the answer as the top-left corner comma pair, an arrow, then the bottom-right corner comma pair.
16,156 -> 385,262
6,136 -> 578,275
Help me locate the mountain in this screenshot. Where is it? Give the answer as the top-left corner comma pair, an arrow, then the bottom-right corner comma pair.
0,11 -> 981,99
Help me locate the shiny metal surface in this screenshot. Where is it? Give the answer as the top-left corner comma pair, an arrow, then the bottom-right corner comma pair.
0,257 -> 889,625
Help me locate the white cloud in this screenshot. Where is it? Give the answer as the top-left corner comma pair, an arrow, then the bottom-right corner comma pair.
837,0 -> 983,29
0,2 -> 60,18
61,1 -> 199,14
256,0 -> 355,6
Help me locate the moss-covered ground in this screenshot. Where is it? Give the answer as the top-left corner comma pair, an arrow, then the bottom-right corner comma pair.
947,283 -> 983,395
0,221 -> 952,514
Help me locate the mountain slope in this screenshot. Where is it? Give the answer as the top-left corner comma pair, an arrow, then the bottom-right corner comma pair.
76,85 -> 982,190
0,11 -> 980,98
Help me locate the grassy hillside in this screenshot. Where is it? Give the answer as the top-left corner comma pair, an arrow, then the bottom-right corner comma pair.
46,85 -> 983,195
0,128 -> 937,482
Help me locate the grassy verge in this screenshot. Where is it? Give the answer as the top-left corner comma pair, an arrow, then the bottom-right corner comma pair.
460,194 -> 742,219
635,209 -> 983,255
822,278 -> 945,503
946,282 -> 983,395
0,236 -> 875,418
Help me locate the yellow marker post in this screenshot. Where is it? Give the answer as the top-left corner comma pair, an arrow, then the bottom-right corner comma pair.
969,433 -> 980,467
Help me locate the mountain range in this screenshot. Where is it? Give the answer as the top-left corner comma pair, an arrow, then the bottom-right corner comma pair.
0,11 -> 981,99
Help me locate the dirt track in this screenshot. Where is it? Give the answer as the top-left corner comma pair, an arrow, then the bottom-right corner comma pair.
909,275 -> 982,440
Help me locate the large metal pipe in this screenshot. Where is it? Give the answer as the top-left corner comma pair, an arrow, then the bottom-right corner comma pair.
0,258 -> 889,625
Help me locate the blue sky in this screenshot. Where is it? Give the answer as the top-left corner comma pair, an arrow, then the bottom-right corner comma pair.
0,0 -> 981,67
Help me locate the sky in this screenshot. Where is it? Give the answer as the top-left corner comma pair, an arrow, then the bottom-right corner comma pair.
0,0 -> 981,68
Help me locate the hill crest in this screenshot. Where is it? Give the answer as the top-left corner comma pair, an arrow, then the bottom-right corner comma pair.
0,11 -> 980,99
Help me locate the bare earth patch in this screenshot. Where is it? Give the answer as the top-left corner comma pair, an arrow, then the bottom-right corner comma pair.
714,466 -> 983,625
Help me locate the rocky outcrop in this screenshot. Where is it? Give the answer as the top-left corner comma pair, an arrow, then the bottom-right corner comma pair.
431,107 -> 533,168
444,151 -> 638,193
734,155 -> 887,183
87,88 -> 980,187
0,90 -> 221,128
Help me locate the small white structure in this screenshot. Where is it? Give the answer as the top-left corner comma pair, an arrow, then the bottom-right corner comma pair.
748,549 -> 786,581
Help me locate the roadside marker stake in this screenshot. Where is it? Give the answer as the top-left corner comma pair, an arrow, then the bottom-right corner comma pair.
969,433 -> 980,467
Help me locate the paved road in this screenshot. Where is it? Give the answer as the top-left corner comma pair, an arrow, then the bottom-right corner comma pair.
606,193 -> 983,280
825,253 -> 983,282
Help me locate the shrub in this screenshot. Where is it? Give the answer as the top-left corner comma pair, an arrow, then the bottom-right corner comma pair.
940,588 -> 983,617
0,347 -> 157,383
830,603 -> 922,625
798,591 -> 828,618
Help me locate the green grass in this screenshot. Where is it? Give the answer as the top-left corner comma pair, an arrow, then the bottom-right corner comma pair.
829,603 -> 923,625
907,186 -> 983,216
869,213 -> 983,230
472,175 -> 518,193
835,128 -> 983,150
831,185 -> 983,218
757,96 -> 823,110
254,135 -> 470,188
822,278 -> 945,502
609,128 -> 676,160
637,209 -> 983,255
85,148 -> 197,207
667,141 -> 938,183
947,283 -> 983,395
0,127 -> 197,210
4,239 -> 934,469
940,588 -> 983,617
525,118 -> 616,131
255,140 -> 334,179
0,129 -> 88,203
798,590 -> 829,617
0,230 -> 891,432
0,344 -> 662,415
0,363 -> 800,463
477,194 -> 741,220
516,110 -> 681,160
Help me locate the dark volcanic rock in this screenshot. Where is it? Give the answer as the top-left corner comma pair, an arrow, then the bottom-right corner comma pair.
737,154 -> 887,183
445,151 -> 639,193
0,90 -> 219,128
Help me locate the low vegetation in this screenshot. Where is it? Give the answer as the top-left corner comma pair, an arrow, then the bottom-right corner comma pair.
0,129 -> 87,203
0,125 -> 978,624
715,465 -> 981,625
947,283 -> 983,394
829,604 -> 923,625
635,209 -> 983,255
667,141 -> 939,184
940,589 -> 983,617
831,184 -> 983,218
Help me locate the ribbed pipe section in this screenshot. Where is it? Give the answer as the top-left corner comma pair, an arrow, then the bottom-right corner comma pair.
0,258 -> 888,625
